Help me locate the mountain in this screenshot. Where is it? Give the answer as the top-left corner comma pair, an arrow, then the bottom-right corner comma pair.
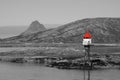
0,24 -> 61,38
1,18 -> 120,43
21,20 -> 46,35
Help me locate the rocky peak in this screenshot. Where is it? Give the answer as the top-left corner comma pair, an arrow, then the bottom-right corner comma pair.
21,20 -> 46,35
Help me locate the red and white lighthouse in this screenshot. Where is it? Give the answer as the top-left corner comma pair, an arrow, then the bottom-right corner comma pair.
82,31 -> 92,46
82,31 -> 92,80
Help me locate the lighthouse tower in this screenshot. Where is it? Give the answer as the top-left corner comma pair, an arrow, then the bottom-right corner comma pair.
82,31 -> 92,46
82,31 -> 92,80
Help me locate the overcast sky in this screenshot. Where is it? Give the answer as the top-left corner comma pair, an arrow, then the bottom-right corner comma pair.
0,0 -> 120,26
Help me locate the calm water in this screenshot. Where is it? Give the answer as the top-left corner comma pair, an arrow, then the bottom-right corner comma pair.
0,62 -> 120,80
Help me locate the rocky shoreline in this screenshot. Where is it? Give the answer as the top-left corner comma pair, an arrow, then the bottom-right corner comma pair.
0,54 -> 120,70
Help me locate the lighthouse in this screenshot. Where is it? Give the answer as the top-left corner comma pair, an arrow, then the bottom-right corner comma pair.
82,31 -> 92,46
82,31 -> 92,80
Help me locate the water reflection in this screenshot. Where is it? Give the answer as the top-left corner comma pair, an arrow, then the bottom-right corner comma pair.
0,62 -> 120,80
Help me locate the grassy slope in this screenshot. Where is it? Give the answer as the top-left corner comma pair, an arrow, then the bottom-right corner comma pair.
0,43 -> 120,59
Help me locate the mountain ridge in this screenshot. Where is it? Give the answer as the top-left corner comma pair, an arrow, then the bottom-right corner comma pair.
1,17 -> 120,43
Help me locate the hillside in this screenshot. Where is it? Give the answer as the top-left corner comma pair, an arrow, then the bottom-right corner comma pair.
1,18 -> 120,43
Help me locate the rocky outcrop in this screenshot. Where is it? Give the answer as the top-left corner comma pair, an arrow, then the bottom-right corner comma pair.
21,20 -> 46,35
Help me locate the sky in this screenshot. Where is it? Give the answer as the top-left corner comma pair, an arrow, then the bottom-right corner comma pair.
0,0 -> 120,26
